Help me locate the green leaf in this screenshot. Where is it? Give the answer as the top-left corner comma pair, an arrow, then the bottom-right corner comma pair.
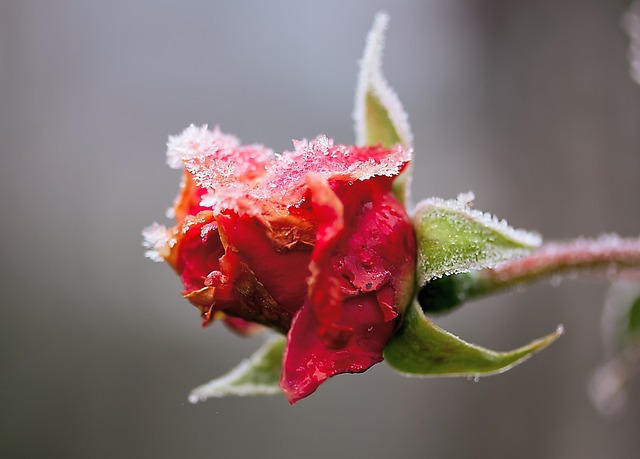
354,13 -> 413,206
384,301 -> 563,376
188,335 -> 286,402
413,193 -> 541,287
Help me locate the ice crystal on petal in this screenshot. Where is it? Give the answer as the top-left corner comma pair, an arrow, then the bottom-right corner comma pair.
198,134 -> 411,214
260,135 -> 410,205
166,124 -> 241,169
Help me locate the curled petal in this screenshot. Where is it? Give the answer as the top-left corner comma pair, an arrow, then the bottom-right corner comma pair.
282,293 -> 395,404
216,211 -> 313,325
281,176 -> 416,403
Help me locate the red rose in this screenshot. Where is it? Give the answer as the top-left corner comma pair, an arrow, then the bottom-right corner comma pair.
144,125 -> 416,403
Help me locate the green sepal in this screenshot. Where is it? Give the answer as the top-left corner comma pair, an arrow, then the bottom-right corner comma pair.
364,91 -> 411,206
364,92 -> 401,147
417,272 -> 481,315
355,13 -> 413,206
384,300 -> 563,376
413,194 -> 541,287
188,335 -> 285,402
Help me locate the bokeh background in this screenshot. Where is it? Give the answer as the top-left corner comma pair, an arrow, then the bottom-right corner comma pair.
2,1 -> 639,458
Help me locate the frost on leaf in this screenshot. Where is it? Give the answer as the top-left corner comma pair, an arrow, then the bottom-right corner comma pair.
354,12 -> 412,147
413,192 -> 542,286
354,12 -> 413,206
189,335 -> 286,402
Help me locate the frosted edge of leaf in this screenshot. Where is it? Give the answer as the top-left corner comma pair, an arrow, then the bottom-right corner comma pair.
354,12 -> 413,146
415,193 -> 543,248
422,248 -> 534,283
188,335 -> 285,402
414,193 -> 542,283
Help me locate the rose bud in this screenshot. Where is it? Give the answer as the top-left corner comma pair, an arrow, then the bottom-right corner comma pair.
144,125 -> 416,403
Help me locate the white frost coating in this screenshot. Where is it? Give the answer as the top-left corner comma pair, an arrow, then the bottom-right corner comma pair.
414,194 -> 542,283
199,134 -> 411,214
188,335 -> 284,402
166,124 -> 241,169
163,124 -> 410,216
456,191 -> 475,206
415,195 -> 543,248
142,223 -> 169,262
354,12 -> 413,146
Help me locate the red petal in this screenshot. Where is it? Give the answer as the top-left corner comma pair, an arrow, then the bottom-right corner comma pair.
216,211 -> 313,318
280,176 -> 416,403
281,293 -> 395,404
173,172 -> 208,224
164,212 -> 224,294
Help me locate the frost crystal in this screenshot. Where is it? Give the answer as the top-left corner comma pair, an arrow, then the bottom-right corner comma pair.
415,195 -> 543,249
142,222 -> 169,262
168,125 -> 410,215
354,12 -> 413,146
166,124 -> 242,169
413,194 -> 542,284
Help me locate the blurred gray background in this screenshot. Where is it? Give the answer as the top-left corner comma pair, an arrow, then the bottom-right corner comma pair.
1,1 -> 639,458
